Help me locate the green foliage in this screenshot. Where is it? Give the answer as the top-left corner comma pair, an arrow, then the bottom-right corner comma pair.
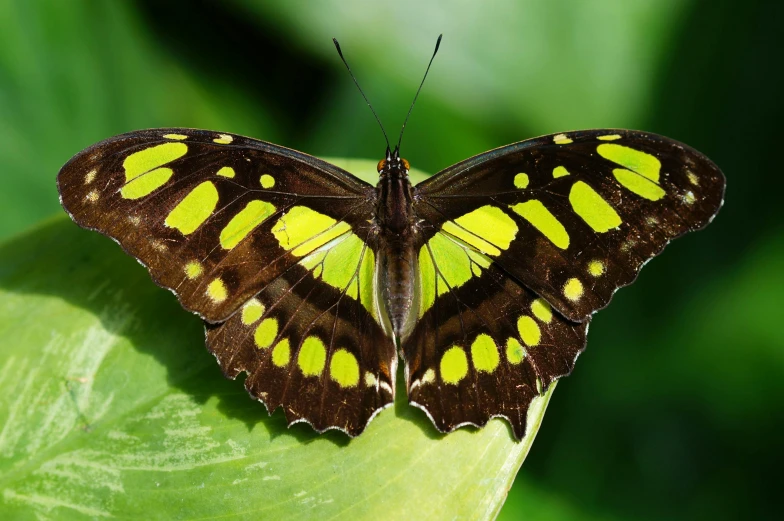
1,1 -> 782,519
0,160 -> 549,519
0,0 -> 274,241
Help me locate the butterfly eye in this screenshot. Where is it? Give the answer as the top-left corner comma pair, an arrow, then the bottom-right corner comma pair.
402,158 -> 410,170
377,159 -> 387,172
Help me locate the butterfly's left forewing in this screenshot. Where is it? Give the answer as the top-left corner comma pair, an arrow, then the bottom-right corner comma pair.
58,129 -> 377,322
407,129 -> 724,438
58,128 -> 396,435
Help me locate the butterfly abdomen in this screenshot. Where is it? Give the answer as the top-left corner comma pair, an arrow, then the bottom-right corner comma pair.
376,164 -> 419,342
377,234 -> 418,342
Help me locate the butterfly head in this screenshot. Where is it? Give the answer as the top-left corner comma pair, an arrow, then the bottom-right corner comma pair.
377,147 -> 410,177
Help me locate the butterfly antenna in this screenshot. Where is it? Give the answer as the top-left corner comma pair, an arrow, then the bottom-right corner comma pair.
332,38 -> 391,151
396,34 -> 442,153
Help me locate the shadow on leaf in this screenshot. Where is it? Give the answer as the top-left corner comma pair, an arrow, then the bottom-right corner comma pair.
0,217 -> 444,444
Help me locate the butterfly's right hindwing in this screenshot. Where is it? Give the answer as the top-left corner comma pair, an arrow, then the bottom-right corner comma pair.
404,229 -> 588,439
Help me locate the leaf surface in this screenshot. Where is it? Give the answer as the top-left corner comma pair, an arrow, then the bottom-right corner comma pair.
0,160 -> 552,520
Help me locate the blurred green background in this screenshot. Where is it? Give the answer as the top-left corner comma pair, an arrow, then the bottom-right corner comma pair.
1,0 -> 782,519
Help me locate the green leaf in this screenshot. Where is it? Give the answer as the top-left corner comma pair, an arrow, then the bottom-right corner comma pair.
0,159 -> 553,520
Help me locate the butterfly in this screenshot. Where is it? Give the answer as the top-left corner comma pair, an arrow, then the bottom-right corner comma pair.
57,38 -> 725,441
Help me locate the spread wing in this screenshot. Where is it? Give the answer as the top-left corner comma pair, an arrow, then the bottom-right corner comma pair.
415,129 -> 725,322
58,128 -> 396,435
405,129 -> 725,438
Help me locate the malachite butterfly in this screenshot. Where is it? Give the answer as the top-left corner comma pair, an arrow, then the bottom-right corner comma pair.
57,38 -> 725,440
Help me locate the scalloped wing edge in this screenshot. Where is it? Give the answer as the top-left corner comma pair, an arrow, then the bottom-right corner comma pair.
205,326 -> 398,438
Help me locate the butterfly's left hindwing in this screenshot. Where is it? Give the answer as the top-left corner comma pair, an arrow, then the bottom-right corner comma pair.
58,128 -> 396,435
206,232 -> 396,435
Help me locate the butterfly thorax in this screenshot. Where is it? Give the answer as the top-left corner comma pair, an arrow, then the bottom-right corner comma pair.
375,152 -> 419,343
